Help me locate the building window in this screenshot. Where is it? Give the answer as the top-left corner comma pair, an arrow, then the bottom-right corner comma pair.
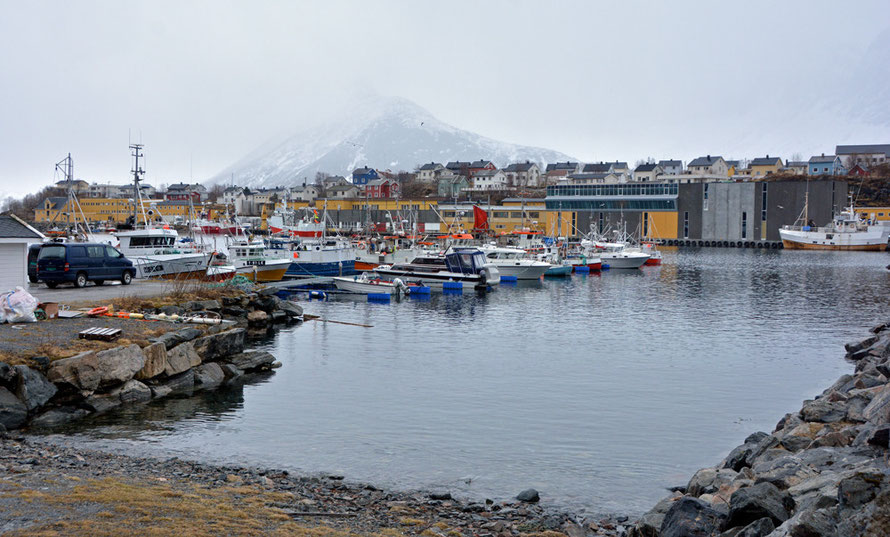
761,183 -> 768,222
741,212 -> 747,239
643,212 -> 649,237
683,211 -> 689,239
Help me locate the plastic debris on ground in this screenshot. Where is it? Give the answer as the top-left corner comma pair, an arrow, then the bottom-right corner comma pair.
0,287 -> 39,323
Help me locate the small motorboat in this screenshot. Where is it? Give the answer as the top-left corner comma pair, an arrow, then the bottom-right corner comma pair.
332,274 -> 422,295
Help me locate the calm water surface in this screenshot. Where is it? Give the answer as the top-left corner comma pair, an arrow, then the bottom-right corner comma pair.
51,249 -> 890,515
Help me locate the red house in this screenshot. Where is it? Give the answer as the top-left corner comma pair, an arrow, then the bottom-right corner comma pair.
364,178 -> 400,199
848,164 -> 869,176
468,159 -> 496,177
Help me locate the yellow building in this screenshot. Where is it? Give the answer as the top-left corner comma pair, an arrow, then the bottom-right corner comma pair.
750,156 -> 784,177
34,197 -> 210,225
862,207 -> 890,223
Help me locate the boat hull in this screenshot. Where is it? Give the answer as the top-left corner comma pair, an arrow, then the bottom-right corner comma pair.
490,263 -> 550,280
544,265 -> 573,277
332,276 -> 401,294
372,268 -> 497,290
132,254 -> 211,279
286,260 -> 357,277
601,254 -> 650,269
781,239 -> 886,251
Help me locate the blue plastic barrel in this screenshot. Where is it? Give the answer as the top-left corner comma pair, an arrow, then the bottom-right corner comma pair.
443,281 -> 463,292
410,286 -> 431,295
367,293 -> 391,302
500,275 -> 518,283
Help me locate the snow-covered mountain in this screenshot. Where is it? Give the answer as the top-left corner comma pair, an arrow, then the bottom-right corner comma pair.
209,96 -> 574,187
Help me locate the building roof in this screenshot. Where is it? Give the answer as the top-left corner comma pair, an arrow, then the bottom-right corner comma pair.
446,161 -> 471,170
658,159 -> 682,167
835,144 -> 890,156
0,214 -> 44,239
750,156 -> 782,166
610,161 -> 629,169
43,197 -> 68,210
809,154 -> 839,164
329,184 -> 360,193
418,162 -> 443,171
469,160 -> 494,168
582,163 -> 612,173
634,163 -> 659,172
167,182 -> 205,191
568,172 -> 609,180
785,161 -> 808,167
473,170 -> 503,178
725,160 -> 740,168
688,155 -> 724,167
503,161 -> 537,172
352,166 -> 376,175
546,162 -> 579,172
366,178 -> 396,186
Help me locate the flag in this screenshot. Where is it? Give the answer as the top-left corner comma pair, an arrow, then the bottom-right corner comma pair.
473,205 -> 488,230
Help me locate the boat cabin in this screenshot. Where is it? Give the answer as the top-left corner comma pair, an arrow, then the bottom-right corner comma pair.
444,249 -> 488,275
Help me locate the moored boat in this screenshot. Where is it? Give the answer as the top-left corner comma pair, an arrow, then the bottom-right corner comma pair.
332,274 -> 425,295
479,245 -> 551,280
226,238 -> 292,282
780,203 -> 890,251
115,227 -> 212,279
373,248 -> 499,290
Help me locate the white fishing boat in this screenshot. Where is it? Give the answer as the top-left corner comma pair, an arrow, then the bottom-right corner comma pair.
226,238 -> 292,282
373,248 -> 500,290
780,197 -> 889,251
115,227 -> 212,279
478,245 -> 551,280
585,240 -> 650,269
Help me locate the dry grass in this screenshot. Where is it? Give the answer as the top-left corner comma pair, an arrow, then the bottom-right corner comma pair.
1,476 -> 405,537
112,284 -> 245,314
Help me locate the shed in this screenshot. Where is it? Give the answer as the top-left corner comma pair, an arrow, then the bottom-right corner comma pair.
0,214 -> 44,292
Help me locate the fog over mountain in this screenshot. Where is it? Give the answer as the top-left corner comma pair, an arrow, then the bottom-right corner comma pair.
210,96 -> 574,188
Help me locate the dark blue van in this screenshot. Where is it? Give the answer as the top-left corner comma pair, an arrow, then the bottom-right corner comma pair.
27,244 -> 41,283
36,243 -> 135,288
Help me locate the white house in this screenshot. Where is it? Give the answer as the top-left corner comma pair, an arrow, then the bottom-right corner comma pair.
0,214 -> 44,292
657,160 -> 683,175
633,163 -> 664,182
471,170 -> 509,190
835,144 -> 890,168
416,162 -> 445,182
503,162 -> 542,187
687,155 -> 729,176
327,184 -> 361,199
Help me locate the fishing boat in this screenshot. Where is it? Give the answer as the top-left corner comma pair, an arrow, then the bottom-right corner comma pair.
267,207 -> 325,237
115,227 -> 212,279
373,248 -> 500,290
586,240 -> 650,269
780,198 -> 889,251
478,245 -> 551,280
226,238 -> 292,282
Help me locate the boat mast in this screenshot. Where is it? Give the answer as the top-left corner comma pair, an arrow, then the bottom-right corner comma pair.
130,143 -> 147,226
54,153 -> 93,240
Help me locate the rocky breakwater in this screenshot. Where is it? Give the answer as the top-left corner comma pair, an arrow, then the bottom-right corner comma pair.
0,324 -> 282,431
629,322 -> 890,537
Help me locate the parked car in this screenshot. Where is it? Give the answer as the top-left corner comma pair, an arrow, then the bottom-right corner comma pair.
36,242 -> 135,288
27,243 -> 41,283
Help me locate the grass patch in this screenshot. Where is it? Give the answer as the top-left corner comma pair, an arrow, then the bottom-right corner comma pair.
2,476 -> 407,537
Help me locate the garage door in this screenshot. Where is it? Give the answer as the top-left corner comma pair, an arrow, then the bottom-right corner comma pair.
0,243 -> 26,293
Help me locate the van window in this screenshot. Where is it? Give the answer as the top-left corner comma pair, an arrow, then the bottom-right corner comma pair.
70,246 -> 87,257
38,245 -> 66,260
105,246 -> 123,258
87,245 -> 105,258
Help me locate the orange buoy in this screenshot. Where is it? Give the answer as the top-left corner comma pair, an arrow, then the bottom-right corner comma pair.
87,306 -> 108,316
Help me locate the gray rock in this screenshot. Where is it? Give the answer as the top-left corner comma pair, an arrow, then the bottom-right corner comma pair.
660,497 -> 725,537
225,350 -> 275,371
278,300 -> 303,318
47,351 -> 101,391
0,361 -> 17,387
727,482 -> 792,528
732,517 -> 774,537
0,387 -> 27,429
84,392 -> 122,413
154,369 -> 194,395
94,345 -> 145,387
633,493 -> 681,537
837,470 -> 886,512
158,305 -> 185,316
14,365 -> 57,412
193,363 -> 225,389
136,342 -> 167,380
845,336 -> 878,356
779,434 -> 812,452
863,384 -> 890,425
270,310 -> 287,323
800,399 -> 848,423
175,327 -> 203,342
221,306 -> 248,317
191,328 -> 245,362
195,299 -> 221,311
164,342 -> 201,376
866,424 -> 890,447
150,385 -> 172,399
688,468 -> 738,497
752,455 -> 817,489
826,374 -> 856,395
516,488 -> 539,502
247,310 -> 270,326
220,363 -> 243,380
115,379 -> 151,404
770,508 -> 837,537
30,407 -> 90,428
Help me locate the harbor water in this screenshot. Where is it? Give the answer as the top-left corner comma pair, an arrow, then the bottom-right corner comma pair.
49,248 -> 890,515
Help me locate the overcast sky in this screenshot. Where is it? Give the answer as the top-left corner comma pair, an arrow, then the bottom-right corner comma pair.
1,0 -> 889,197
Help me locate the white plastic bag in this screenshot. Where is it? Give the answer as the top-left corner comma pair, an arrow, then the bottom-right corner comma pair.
1,286 -> 39,323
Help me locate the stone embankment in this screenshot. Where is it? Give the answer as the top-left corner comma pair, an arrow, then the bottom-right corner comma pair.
0,287 -> 303,431
629,322 -> 890,537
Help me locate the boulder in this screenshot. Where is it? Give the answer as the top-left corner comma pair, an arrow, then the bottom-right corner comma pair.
152,369 -> 194,396
194,363 -> 225,389
278,300 -> 303,318
14,365 -> 57,412
515,488 -> 539,503
660,497 -> 725,537
0,387 -> 27,429
826,374 -> 856,395
800,399 -> 848,423
845,336 -> 878,356
136,342 -> 167,380
752,455 -> 817,489
47,351 -> 101,391
726,482 -> 792,528
270,310 -> 287,323
158,305 -> 185,316
866,424 -> 890,447
837,471 -> 886,512
809,429 -> 855,449
30,407 -> 90,428
0,361 -> 17,387
770,509 -> 836,537
94,345 -> 145,387
863,384 -> 890,425
688,468 -> 738,497
225,350 -> 275,371
192,328 -> 245,362
191,299 -> 221,311
633,493 -> 680,537
84,392 -> 122,413
731,517 -> 774,537
247,310 -> 270,326
116,380 -> 151,405
164,342 -> 201,376
221,306 -> 248,317
220,363 -> 243,380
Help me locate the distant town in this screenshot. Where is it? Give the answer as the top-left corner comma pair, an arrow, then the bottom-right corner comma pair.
5,143 -> 890,245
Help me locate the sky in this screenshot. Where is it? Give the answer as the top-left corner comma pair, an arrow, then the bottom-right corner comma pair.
1,0 -> 889,197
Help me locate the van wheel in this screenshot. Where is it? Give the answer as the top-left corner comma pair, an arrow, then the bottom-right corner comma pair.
46,282 -> 58,289
28,276 -> 37,284
121,271 -> 133,285
74,272 -> 87,288
94,280 -> 105,286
